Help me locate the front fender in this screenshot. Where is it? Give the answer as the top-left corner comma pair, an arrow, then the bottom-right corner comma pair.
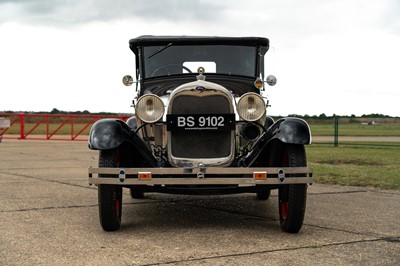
239,117 -> 311,166
269,118 -> 312,144
88,119 -> 133,150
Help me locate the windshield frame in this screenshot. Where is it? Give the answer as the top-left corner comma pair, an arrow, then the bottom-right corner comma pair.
139,44 -> 261,79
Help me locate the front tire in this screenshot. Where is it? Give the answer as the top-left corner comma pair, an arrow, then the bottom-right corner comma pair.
98,149 -> 122,231
278,144 -> 308,233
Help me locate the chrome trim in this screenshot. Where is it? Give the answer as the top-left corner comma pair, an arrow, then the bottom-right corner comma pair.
88,166 -> 313,186
167,80 -> 236,167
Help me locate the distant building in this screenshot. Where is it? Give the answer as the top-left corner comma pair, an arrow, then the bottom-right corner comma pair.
361,121 -> 379,125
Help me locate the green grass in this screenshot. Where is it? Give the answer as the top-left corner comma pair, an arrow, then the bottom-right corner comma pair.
315,142 -> 400,149
310,123 -> 400,136
307,145 -> 400,190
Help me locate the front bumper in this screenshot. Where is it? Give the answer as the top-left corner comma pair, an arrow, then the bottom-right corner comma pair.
88,166 -> 313,186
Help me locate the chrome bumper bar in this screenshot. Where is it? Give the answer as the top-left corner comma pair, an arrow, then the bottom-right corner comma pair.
88,166 -> 313,186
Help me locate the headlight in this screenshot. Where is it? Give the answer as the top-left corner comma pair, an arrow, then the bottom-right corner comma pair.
135,94 -> 164,123
237,93 -> 265,121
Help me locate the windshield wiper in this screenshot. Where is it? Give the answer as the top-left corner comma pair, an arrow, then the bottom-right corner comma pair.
147,43 -> 173,59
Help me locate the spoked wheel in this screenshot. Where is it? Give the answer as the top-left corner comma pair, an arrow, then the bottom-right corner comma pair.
278,144 -> 308,233
98,149 -> 123,231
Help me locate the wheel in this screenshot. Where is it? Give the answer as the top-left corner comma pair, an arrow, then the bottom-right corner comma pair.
256,188 -> 271,200
278,144 -> 308,233
130,188 -> 145,199
98,149 -> 122,231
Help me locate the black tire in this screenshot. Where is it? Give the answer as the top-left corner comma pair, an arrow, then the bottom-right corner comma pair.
256,189 -> 271,200
130,188 -> 145,199
98,149 -> 122,231
278,144 -> 308,233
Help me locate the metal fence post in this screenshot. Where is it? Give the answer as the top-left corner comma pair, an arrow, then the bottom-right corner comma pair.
19,114 -> 25,140
334,114 -> 339,147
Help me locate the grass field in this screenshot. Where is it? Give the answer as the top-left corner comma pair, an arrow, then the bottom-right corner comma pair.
310,123 -> 400,136
307,145 -> 400,190
309,121 -> 399,190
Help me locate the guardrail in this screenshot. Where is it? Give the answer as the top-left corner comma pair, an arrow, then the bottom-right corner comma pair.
0,113 -> 130,141
0,117 -> 11,142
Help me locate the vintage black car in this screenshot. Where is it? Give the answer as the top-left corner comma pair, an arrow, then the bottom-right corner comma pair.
88,36 -> 313,233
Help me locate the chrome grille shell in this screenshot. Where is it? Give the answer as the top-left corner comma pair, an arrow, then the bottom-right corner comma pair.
167,80 -> 235,167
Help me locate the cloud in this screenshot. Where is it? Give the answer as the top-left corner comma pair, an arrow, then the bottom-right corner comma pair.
0,0 -> 224,26
1,0 -> 399,115
2,0 -> 399,37
380,0 -> 400,32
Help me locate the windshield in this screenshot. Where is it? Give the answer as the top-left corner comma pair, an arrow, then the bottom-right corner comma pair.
143,45 -> 257,78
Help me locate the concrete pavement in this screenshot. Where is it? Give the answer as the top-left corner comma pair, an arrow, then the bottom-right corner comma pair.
0,140 -> 399,265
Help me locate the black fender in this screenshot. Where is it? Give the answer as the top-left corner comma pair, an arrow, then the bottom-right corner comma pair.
89,119 -> 133,150
89,118 -> 158,166
264,116 -> 275,130
268,117 -> 311,145
126,116 -> 137,131
238,117 -> 311,166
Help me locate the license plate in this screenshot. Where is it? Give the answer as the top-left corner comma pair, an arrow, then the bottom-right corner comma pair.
167,114 -> 235,131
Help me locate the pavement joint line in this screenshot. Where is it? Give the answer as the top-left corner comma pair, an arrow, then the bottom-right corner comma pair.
0,171 -> 96,191
3,196 -> 398,244
2,169 -> 376,199
0,175 -> 392,198
0,204 -> 99,213
0,173 -> 396,240
171,201 -> 393,240
302,223 -> 387,239
2,188 -> 398,256
308,190 -> 368,195
0,167 -> 86,170
174,201 -> 277,222
371,190 -> 400,195
0,180 -> 83,184
0,199 -> 195,213
3,169 -> 392,197
137,237 -> 400,266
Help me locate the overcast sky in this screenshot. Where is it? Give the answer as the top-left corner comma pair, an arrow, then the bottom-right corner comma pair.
0,0 -> 399,116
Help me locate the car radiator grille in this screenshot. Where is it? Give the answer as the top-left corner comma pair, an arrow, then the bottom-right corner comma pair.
170,95 -> 233,159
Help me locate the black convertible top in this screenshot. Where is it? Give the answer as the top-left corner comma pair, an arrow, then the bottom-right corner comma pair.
129,35 -> 269,55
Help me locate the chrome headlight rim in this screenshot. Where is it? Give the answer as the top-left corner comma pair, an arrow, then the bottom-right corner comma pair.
135,94 -> 165,123
237,92 -> 266,122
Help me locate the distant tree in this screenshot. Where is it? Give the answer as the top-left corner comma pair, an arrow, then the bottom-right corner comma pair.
349,114 -> 357,123
361,113 -> 389,118
50,108 -> 60,114
288,114 -> 303,118
319,113 -> 327,119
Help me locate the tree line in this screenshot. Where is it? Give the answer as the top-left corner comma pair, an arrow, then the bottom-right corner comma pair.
1,109 -> 397,119
0,108 -> 129,116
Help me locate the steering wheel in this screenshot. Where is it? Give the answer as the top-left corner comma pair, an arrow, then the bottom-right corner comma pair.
151,64 -> 192,77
